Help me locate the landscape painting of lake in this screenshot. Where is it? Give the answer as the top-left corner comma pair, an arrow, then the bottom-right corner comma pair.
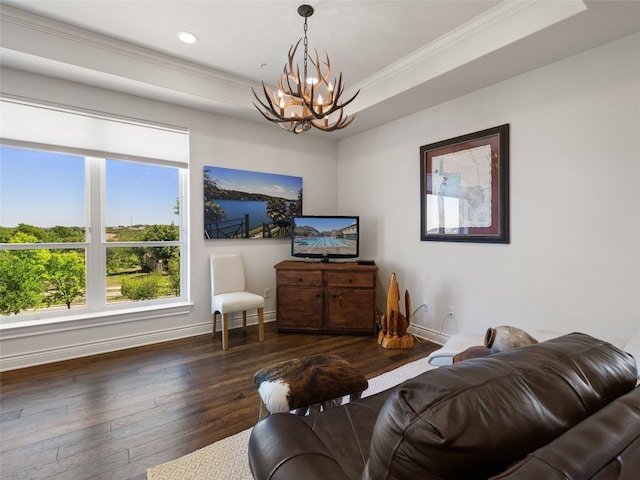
203,166 -> 302,239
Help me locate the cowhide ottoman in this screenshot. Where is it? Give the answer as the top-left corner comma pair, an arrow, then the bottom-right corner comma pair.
253,354 -> 369,418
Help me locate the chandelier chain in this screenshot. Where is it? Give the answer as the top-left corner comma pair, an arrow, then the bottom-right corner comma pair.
303,16 -> 308,81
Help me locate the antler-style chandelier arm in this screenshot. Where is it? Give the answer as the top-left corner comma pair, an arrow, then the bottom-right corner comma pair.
252,4 -> 358,133
252,84 -> 301,125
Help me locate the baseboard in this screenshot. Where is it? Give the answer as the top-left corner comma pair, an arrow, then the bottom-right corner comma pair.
0,324 -> 207,371
1,312 -> 276,371
408,324 -> 451,346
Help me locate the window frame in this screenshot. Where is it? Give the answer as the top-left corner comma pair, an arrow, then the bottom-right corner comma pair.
1,133 -> 190,326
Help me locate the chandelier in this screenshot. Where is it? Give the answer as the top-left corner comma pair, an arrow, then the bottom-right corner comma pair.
252,4 -> 359,134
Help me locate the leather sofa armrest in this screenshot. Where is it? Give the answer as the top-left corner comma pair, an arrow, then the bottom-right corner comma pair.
362,333 -> 637,480
248,413 -> 350,480
491,387 -> 640,479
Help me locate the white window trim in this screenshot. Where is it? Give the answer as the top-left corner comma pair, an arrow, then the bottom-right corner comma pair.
0,97 -> 190,327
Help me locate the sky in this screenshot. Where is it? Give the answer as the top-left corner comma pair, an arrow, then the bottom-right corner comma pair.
106,160 -> 178,227
294,216 -> 357,232
0,146 -> 179,228
205,166 -> 302,201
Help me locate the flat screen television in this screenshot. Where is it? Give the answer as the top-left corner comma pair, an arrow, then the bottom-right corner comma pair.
291,215 -> 359,261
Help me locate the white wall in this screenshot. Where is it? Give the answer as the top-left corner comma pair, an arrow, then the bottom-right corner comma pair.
2,33 -> 639,369
338,33 -> 640,348
0,68 -> 338,369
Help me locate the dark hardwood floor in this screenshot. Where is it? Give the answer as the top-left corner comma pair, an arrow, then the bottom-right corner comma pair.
0,323 -> 438,480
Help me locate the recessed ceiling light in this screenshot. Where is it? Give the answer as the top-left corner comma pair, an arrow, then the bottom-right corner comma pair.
177,31 -> 198,44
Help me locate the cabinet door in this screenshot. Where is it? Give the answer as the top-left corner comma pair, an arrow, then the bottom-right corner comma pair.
326,287 -> 375,332
277,285 -> 323,330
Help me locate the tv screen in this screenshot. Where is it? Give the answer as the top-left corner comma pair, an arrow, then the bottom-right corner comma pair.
291,215 -> 359,261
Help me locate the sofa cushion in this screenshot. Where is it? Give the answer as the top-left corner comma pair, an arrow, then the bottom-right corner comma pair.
426,332 -> 485,366
452,345 -> 492,363
426,328 -> 565,366
490,386 -> 640,480
362,332 -> 638,480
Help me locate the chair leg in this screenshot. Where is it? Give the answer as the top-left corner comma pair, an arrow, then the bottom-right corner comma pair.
212,312 -> 217,339
222,313 -> 229,351
242,311 -> 247,334
258,307 -> 265,343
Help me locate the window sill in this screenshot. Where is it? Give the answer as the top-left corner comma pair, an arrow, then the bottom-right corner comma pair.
0,302 -> 194,338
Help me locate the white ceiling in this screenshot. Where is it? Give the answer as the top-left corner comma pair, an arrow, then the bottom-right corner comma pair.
1,1 -> 640,139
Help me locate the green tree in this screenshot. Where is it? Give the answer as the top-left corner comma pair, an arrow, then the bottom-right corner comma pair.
140,224 -> 179,271
142,224 -> 179,243
203,171 -> 226,225
289,188 -> 303,216
204,199 -> 226,224
50,225 -> 85,242
0,226 -> 14,243
45,251 -> 86,309
167,257 -> 180,296
203,170 -> 224,198
266,197 -> 288,222
0,233 -> 48,315
108,227 -> 145,242
14,223 -> 52,242
121,273 -> 163,300
106,248 -> 140,274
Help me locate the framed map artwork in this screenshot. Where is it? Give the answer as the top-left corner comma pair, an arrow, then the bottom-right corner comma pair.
420,124 -> 509,243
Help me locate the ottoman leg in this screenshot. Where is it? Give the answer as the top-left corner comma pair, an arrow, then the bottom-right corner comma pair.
322,398 -> 343,411
308,404 -> 321,415
349,392 -> 363,402
258,397 -> 269,420
293,406 -> 310,416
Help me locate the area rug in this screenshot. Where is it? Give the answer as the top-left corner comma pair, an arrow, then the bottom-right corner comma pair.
147,356 -> 436,479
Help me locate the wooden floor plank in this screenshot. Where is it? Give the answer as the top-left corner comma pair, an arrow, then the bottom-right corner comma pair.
0,322 -> 438,479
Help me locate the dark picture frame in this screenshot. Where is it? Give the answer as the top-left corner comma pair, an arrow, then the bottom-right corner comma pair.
420,124 -> 509,243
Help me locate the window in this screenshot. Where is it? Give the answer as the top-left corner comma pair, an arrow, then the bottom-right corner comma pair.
0,97 -> 189,323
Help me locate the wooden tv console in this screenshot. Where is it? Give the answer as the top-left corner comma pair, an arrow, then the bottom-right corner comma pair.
274,260 -> 378,334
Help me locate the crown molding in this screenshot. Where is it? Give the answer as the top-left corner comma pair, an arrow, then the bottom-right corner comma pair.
0,4 -> 253,93
350,0 -> 587,109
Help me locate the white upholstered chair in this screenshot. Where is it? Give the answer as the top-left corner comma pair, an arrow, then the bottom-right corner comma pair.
210,253 -> 265,350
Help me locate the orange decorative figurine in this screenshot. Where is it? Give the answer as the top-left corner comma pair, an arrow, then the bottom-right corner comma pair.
377,272 -> 414,349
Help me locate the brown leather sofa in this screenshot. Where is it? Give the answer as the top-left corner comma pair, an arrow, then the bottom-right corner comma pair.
248,332 -> 639,479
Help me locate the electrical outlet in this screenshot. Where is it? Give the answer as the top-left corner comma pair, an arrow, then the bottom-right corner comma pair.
263,288 -> 271,298
422,300 -> 429,313
447,305 -> 455,318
